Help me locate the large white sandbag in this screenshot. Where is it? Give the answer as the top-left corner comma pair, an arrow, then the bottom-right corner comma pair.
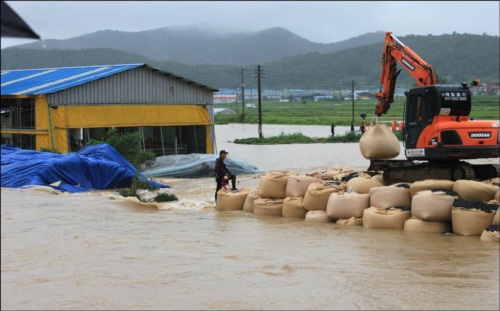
336,217 -> 363,226
253,198 -> 283,217
326,192 -> 369,219
285,175 -> 322,197
409,179 -> 455,197
359,124 -> 400,159
346,177 -> 383,194
216,188 -> 251,211
452,180 -> 498,202
258,171 -> 292,199
242,189 -> 260,213
369,185 -> 411,209
411,190 -> 458,222
403,217 -> 452,233
362,206 -> 411,229
305,210 -> 331,222
451,199 -> 497,236
480,226 -> 499,243
302,181 -> 346,211
282,197 -> 307,219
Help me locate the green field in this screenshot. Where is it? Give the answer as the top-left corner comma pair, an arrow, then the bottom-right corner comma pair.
215,95 -> 500,126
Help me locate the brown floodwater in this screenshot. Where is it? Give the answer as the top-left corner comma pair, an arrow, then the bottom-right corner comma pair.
1,124 -> 499,310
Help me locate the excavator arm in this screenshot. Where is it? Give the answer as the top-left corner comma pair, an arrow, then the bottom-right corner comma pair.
375,32 -> 437,116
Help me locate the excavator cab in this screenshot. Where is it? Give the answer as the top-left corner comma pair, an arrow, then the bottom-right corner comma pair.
404,85 -> 472,152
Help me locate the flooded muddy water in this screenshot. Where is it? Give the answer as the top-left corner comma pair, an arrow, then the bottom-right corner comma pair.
1,124 -> 499,310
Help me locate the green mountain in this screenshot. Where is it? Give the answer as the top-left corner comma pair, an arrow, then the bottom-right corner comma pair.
6,26 -> 386,66
1,33 -> 498,90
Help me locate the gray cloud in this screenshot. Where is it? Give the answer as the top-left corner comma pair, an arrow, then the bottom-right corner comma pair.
1,1 -> 499,49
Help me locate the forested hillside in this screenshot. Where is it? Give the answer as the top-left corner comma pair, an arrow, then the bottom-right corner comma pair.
2,33 -> 498,90
8,27 -> 386,66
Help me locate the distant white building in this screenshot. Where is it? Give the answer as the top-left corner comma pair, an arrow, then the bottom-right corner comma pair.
213,94 -> 237,104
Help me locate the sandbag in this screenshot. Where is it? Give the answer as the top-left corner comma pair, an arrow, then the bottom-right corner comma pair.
362,206 -> 411,229
452,179 -> 499,202
493,210 -> 499,226
282,197 -> 307,219
258,171 -> 292,199
285,175 -> 322,197
359,124 -> 400,159
403,217 -> 452,233
346,177 -> 383,194
253,198 -> 283,217
495,191 -> 499,203
242,189 -> 260,213
369,186 -> 411,209
302,181 -> 346,211
411,190 -> 457,221
307,167 -> 355,181
371,174 -> 384,184
336,217 -> 363,226
216,188 -> 251,212
409,179 -> 455,197
305,210 -> 331,222
451,200 -> 497,236
480,225 -> 499,243
326,192 -> 369,219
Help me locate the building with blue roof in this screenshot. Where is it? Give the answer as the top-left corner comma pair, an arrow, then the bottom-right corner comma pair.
1,63 -> 219,155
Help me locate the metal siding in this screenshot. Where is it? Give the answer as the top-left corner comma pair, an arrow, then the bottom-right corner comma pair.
46,66 -> 214,106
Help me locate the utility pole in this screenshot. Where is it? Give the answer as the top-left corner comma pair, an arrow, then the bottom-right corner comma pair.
240,67 -> 246,119
351,80 -> 355,131
256,65 -> 263,138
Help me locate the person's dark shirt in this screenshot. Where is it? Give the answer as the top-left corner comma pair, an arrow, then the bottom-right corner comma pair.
215,157 -> 231,178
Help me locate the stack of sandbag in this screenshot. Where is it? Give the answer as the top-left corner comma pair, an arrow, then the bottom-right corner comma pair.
286,175 -> 322,197
326,192 -> 369,225
451,199 -> 498,236
302,181 -> 346,211
216,188 -> 251,212
362,206 -> 412,229
359,124 -> 400,159
364,184 -> 412,229
242,189 -> 260,213
346,177 -> 384,194
305,210 -> 330,222
258,171 -> 292,199
452,179 -> 499,202
481,202 -> 499,242
282,197 -> 307,219
405,189 -> 457,233
253,198 -> 284,217
409,179 -> 455,197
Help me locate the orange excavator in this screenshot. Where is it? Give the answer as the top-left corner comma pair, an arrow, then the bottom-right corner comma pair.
368,32 -> 500,183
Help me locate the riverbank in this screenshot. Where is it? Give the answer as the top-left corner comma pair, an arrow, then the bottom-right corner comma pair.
234,130 -> 403,144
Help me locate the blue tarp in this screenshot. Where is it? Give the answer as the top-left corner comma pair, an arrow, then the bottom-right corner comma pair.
1,143 -> 168,193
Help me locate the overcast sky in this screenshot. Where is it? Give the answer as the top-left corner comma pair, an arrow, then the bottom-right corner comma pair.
2,1 -> 499,49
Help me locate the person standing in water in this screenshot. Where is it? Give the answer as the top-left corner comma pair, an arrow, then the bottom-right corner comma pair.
215,150 -> 238,203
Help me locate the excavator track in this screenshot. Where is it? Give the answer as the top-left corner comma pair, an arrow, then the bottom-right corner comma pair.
370,160 -> 499,185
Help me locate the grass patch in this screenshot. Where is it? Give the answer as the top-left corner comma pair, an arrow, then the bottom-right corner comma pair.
234,129 -> 404,145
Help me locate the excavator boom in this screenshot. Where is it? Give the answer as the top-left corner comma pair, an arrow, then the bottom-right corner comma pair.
375,32 -> 437,116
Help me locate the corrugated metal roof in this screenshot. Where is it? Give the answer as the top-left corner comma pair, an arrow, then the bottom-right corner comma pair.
1,63 -> 217,95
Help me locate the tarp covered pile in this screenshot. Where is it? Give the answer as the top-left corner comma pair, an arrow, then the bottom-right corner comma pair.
1,144 -> 168,193
142,153 -> 262,178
